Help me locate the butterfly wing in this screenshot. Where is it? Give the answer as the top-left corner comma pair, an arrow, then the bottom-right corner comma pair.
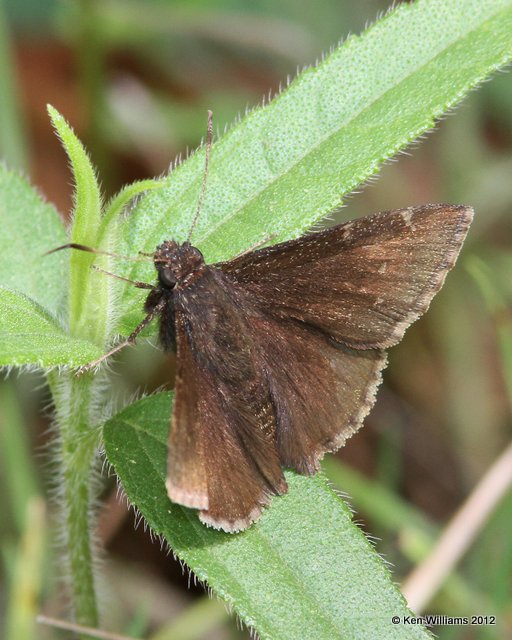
167,267 -> 386,531
250,313 -> 387,475
217,204 -> 473,349
167,269 -> 287,532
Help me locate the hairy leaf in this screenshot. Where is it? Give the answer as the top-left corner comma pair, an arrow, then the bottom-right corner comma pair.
48,105 -> 104,342
0,288 -> 102,367
114,0 -> 512,334
104,393 -> 431,640
0,165 -> 67,317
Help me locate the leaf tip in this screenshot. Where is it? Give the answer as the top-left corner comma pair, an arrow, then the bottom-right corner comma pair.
47,106 -> 77,147
47,104 -> 63,126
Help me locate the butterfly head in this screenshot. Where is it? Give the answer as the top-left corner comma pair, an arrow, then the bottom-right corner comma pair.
154,241 -> 205,289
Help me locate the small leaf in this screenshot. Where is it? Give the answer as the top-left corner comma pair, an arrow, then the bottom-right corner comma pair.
47,106 -> 102,245
0,287 -> 102,367
0,165 -> 67,317
47,105 -> 103,341
104,393 -> 431,640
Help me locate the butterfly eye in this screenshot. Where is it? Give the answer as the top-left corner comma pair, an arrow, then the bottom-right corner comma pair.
159,268 -> 176,288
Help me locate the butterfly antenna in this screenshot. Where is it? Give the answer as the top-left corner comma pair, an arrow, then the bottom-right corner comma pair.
187,110 -> 213,243
44,243 -> 151,262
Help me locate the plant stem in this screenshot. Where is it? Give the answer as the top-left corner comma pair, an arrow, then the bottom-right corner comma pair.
47,371 -> 102,633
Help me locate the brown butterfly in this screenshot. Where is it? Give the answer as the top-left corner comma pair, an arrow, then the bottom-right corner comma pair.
147,202 -> 473,531
51,115 -> 473,532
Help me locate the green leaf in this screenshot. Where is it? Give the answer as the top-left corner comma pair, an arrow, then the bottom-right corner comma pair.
0,288 -> 102,367
47,105 -> 103,341
98,178 -> 168,243
0,165 -> 67,317
104,393 -> 431,640
115,0 -> 512,333
47,106 -> 102,247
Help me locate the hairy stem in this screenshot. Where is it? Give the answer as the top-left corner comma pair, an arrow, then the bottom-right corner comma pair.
47,370 -> 103,633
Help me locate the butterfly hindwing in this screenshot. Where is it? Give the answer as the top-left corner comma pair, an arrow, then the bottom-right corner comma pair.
168,267 -> 386,529
168,269 -> 286,531
251,313 -> 387,474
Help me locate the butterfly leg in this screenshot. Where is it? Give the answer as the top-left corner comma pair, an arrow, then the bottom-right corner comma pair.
91,264 -> 154,289
76,298 -> 166,375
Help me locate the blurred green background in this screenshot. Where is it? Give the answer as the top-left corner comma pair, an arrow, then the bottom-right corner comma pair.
1,0 -> 511,639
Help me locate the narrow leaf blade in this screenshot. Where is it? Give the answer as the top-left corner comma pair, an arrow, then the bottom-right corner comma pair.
47,106 -> 102,244
47,105 -> 103,339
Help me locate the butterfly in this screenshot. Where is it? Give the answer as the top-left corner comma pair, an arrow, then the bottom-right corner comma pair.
51,115 -> 473,532
143,203 -> 473,531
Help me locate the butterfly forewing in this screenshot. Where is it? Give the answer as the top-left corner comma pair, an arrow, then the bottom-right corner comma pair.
218,204 -> 473,349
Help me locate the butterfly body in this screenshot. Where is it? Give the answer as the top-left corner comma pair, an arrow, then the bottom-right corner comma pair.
142,204 -> 473,532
